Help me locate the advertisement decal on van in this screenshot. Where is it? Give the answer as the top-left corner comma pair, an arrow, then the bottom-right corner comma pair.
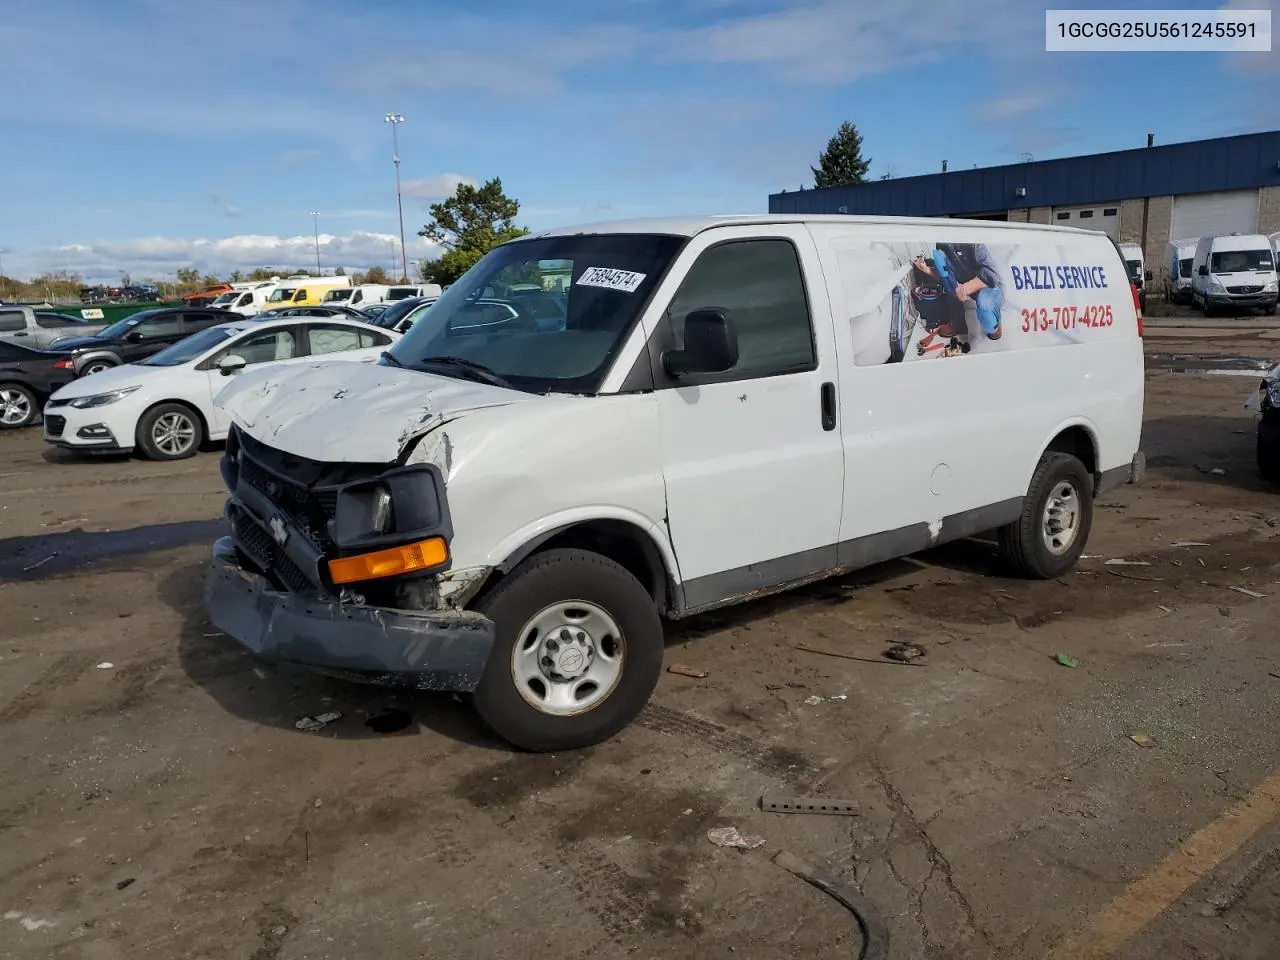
837,239 -> 1122,365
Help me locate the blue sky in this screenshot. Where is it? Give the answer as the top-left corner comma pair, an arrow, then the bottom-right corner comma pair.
1,0 -> 1276,282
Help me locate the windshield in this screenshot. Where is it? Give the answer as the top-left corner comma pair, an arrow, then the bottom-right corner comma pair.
1179,258 -> 1193,278
211,293 -> 238,305
139,326 -> 235,366
1211,250 -> 1274,273
387,233 -> 686,394
325,289 -> 353,301
387,287 -> 417,300
267,287 -> 296,302
94,310 -> 166,339
1125,259 -> 1141,280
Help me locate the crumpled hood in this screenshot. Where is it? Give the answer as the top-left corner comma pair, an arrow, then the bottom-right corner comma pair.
215,359 -> 532,462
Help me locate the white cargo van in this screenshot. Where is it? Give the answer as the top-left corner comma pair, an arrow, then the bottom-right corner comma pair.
1119,243 -> 1149,311
204,215 -> 1146,751
217,280 -> 281,317
1166,239 -> 1197,304
1191,234 -> 1278,316
323,284 -> 390,308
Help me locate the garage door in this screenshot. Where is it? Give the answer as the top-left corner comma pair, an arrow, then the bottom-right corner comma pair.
1170,190 -> 1259,240
1051,203 -> 1120,239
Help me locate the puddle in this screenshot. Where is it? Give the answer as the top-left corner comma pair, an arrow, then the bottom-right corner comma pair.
1147,354 -> 1276,376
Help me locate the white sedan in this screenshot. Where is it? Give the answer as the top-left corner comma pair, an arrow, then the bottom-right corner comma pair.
43,315 -> 400,460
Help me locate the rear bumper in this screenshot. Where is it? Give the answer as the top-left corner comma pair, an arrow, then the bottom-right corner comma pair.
204,537 -> 495,691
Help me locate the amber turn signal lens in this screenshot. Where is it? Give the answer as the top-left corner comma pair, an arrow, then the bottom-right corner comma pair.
328,536 -> 449,585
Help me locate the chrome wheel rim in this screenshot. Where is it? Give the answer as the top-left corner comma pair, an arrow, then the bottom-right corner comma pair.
0,388 -> 32,425
152,412 -> 196,456
1041,481 -> 1080,555
84,362 -> 111,376
510,600 -> 624,716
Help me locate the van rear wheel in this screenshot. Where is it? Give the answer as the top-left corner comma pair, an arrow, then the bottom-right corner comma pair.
998,452 -> 1094,579
472,548 -> 664,752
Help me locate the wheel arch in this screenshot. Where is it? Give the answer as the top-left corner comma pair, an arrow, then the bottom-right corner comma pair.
1036,420 -> 1100,493
480,512 -> 681,615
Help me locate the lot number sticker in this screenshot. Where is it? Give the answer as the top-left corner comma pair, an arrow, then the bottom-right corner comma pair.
577,267 -> 646,293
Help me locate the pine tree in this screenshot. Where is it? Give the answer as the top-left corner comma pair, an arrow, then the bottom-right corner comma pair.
811,122 -> 871,188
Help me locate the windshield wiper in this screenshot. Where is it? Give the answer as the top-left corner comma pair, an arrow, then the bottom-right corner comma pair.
414,355 -> 514,389
380,351 -> 403,367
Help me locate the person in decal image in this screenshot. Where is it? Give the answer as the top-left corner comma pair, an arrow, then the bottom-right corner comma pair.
913,242 -> 1005,342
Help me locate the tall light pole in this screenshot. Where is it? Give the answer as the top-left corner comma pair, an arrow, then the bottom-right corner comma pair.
384,112 -> 410,283
308,211 -> 321,275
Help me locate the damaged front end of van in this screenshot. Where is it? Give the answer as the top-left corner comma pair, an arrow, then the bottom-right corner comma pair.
203,359 -> 520,692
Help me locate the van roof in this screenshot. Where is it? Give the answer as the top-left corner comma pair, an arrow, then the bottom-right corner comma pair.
1204,233 -> 1272,251
526,214 -> 1109,240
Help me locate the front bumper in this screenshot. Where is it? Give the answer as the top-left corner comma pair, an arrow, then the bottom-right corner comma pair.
205,537 -> 495,691
1206,292 -> 1278,309
42,402 -> 133,450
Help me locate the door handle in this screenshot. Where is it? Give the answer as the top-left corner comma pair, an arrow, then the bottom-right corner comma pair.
820,381 -> 837,431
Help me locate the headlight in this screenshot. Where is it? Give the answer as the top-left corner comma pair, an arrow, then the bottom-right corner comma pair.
1265,279 -> 1278,293
1267,379 -> 1280,408
1210,278 -> 1226,292
69,385 -> 141,409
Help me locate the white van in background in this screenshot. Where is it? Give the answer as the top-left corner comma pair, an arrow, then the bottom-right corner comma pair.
205,214 -> 1146,752
1119,243 -> 1148,311
1192,234 -> 1279,317
1166,239 -> 1197,304
386,283 -> 442,301
323,284 -> 389,308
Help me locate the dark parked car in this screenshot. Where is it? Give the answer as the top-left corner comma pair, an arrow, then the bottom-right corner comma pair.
368,295 -> 434,331
0,340 -> 75,429
48,307 -> 229,377
265,304 -> 380,321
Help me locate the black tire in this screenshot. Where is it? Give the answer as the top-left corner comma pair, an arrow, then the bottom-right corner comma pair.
81,359 -> 117,377
472,548 -> 664,752
136,402 -> 204,461
1259,430 -> 1280,485
1266,303 -> 1278,316
0,382 -> 39,429
998,452 -> 1094,579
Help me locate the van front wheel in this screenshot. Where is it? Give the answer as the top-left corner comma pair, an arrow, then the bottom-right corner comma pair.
472,548 -> 664,752
998,452 -> 1094,579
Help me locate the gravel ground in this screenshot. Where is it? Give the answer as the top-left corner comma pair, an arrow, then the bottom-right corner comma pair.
1,318 -> 1278,959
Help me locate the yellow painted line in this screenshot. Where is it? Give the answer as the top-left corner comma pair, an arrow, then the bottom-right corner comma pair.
1043,771 -> 1280,960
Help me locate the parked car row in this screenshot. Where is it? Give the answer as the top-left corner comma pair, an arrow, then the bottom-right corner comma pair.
207,276 -> 441,317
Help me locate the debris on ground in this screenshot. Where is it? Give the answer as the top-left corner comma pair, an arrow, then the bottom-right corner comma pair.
803,695 -> 824,706
772,850 -> 890,960
1108,570 -> 1166,583
707,826 -> 766,850
364,709 -> 412,734
1172,541 -> 1210,548
761,796 -> 858,816
667,663 -> 709,679
883,642 -> 926,663
1210,468 -> 1227,477
1129,732 -> 1156,748
796,644 -> 925,667
295,711 -> 342,732
1227,586 -> 1267,599
1158,605 -> 1173,613
1053,653 -> 1079,669
1104,559 -> 1151,567
21,554 -> 56,572
96,662 -> 114,670
115,878 -> 136,891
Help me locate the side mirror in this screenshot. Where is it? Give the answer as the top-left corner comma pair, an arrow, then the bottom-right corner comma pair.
662,309 -> 739,378
1198,265 -> 1208,276
1144,270 -> 1153,281
218,354 -> 247,376
125,330 -> 144,343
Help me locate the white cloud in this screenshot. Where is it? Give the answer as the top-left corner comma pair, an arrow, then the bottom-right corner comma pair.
12,232 -> 443,283
981,94 -> 1049,122
401,174 -> 478,200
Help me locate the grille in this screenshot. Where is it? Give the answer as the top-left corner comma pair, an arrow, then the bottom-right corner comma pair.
1228,285 -> 1262,295
239,455 -> 333,552
44,415 -> 66,438
229,508 -> 315,595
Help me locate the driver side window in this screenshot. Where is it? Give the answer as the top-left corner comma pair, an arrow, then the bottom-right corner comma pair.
134,315 -> 184,339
